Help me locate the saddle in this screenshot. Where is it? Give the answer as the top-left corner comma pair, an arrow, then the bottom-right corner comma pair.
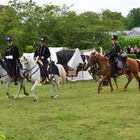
48,61 -> 60,77
108,55 -> 128,77
117,55 -> 128,70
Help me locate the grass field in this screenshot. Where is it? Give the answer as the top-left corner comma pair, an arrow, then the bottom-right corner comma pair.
0,76 -> 140,140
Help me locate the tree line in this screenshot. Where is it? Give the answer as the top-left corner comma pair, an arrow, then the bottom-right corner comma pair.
0,0 -> 140,55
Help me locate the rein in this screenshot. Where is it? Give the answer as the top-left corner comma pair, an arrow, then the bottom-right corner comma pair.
22,58 -> 39,79
0,73 -> 8,78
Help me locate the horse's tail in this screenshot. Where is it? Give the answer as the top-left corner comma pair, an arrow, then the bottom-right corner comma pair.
136,59 -> 140,71
56,64 -> 67,84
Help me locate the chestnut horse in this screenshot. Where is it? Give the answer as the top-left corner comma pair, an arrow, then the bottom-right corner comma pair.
85,51 -> 140,93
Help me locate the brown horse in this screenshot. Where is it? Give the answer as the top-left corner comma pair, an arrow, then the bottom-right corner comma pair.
85,51 -> 140,93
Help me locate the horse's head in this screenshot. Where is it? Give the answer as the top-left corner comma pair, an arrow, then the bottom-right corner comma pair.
84,51 -> 98,70
20,55 -> 32,74
20,54 -> 38,75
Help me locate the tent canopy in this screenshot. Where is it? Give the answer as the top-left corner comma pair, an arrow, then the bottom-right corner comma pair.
56,49 -> 75,66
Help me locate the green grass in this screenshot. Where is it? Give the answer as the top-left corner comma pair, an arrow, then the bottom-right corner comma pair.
0,76 -> 140,140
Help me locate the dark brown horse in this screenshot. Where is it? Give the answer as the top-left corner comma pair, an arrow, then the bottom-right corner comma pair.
85,51 -> 140,93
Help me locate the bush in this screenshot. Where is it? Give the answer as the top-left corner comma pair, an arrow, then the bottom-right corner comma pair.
24,45 -> 35,53
127,54 -> 137,59
120,37 -> 140,47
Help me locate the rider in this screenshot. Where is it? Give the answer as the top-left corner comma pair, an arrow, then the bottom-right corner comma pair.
34,36 -> 51,81
4,36 -> 20,85
105,35 -> 121,77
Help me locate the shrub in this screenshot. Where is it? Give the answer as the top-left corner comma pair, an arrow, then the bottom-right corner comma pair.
24,45 -> 35,53
127,54 -> 137,59
120,37 -> 140,47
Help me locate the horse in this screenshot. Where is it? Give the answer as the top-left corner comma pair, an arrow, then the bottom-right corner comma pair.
88,61 -> 118,89
85,51 -> 140,93
20,54 -> 67,101
0,58 -> 29,99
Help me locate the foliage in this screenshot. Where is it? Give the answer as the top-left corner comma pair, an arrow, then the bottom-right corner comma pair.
0,0 -> 140,55
120,37 -> 140,47
24,45 -> 35,53
127,54 -> 137,59
125,8 -> 140,29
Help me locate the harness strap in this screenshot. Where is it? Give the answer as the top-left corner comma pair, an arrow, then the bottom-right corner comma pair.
29,68 -> 39,79
0,73 -> 8,78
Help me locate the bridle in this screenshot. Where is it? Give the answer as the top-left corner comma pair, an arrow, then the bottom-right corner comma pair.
21,57 -> 39,78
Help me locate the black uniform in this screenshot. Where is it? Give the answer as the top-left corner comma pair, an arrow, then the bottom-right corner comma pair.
4,45 -> 19,79
105,44 -> 121,76
34,44 -> 51,78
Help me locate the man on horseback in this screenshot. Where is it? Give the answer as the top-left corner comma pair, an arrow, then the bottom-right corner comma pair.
105,35 -> 121,77
4,36 -> 20,85
34,36 -> 51,82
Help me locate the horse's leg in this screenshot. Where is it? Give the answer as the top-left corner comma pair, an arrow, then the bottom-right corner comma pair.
23,86 -> 29,96
133,74 -> 140,90
113,77 -> 118,89
22,80 -> 29,96
98,76 -> 108,93
50,78 -> 55,98
108,78 -> 114,92
6,81 -> 11,99
0,82 -> 1,90
14,79 -> 29,99
124,73 -> 134,91
55,75 -> 61,98
31,80 -> 39,101
14,80 -> 23,99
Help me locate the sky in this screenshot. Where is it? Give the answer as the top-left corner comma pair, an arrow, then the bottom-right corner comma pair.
0,0 -> 140,17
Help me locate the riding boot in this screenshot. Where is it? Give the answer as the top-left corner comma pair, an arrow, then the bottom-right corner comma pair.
42,70 -> 49,84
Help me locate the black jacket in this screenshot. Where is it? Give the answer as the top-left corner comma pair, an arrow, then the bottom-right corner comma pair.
4,45 -> 19,63
105,44 -> 121,58
34,45 -> 51,63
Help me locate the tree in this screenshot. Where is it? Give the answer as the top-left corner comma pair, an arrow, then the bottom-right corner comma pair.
101,9 -> 126,31
126,8 -> 140,29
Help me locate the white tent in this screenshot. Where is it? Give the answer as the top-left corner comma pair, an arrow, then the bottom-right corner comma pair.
68,48 -> 83,69
67,48 -> 93,81
67,70 -> 93,81
49,47 -> 63,63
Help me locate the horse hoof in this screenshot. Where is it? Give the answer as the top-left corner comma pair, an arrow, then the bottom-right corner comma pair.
11,96 -> 15,99
24,92 -> 29,96
50,94 -> 55,98
54,95 -> 59,99
32,96 -> 38,102
6,93 -> 11,99
124,88 -> 127,92
33,98 -> 37,102
14,97 -> 18,100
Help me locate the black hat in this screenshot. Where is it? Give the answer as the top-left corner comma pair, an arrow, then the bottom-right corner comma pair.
112,35 -> 118,40
40,36 -> 46,42
6,36 -> 13,42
